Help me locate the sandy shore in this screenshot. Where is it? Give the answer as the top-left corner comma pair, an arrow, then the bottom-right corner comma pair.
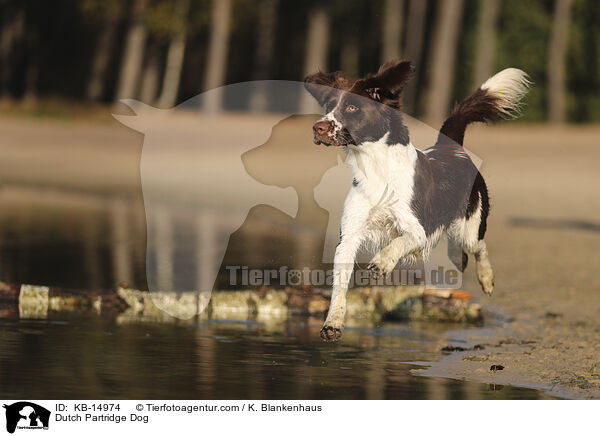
1,114 -> 599,398
419,124 -> 600,399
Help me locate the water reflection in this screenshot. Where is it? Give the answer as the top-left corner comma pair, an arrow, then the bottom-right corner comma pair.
0,316 -> 550,399
0,185 -> 147,290
0,116 -> 455,295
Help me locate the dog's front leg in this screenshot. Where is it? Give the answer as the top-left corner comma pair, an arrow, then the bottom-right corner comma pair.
321,233 -> 364,342
320,190 -> 369,342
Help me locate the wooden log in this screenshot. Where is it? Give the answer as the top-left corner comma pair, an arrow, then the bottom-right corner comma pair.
0,281 -> 20,302
0,280 -> 483,324
19,285 -> 49,319
0,282 -> 128,318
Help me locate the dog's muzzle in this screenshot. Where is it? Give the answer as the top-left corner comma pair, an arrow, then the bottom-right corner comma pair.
312,121 -> 333,145
312,120 -> 354,146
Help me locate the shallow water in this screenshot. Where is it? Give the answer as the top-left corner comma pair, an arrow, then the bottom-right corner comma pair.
0,315 -> 551,399
0,184 -> 551,400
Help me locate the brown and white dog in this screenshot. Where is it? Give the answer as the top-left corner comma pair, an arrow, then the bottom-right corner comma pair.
304,60 -> 530,342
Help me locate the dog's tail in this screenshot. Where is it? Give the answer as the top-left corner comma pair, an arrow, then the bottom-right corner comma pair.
435,68 -> 531,147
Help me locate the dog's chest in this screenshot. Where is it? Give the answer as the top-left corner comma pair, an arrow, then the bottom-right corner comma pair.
346,143 -> 419,244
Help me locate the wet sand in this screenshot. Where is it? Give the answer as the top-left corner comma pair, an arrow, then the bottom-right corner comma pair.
419,124 -> 600,399
1,114 -> 599,398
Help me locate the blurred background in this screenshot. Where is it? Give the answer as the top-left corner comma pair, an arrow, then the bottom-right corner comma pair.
0,0 -> 598,121
0,0 -> 598,401
0,0 -> 598,292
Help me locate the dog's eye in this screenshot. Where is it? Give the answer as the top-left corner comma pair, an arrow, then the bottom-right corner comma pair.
325,100 -> 337,112
345,105 -> 359,113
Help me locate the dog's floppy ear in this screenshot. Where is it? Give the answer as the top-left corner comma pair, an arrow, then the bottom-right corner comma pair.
375,60 -> 415,94
304,71 -> 351,107
363,61 -> 415,98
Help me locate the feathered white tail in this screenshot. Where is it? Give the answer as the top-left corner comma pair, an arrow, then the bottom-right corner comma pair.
480,68 -> 532,118
436,68 -> 531,146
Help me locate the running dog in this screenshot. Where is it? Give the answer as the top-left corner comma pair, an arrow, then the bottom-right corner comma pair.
304,60 -> 530,342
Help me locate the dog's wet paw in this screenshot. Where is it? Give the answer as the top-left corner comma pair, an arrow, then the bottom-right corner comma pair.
481,279 -> 494,296
320,325 -> 343,342
367,262 -> 383,279
476,264 -> 495,296
367,254 -> 397,278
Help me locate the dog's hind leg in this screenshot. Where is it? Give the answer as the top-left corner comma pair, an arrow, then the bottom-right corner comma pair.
472,240 -> 494,296
448,237 -> 468,272
463,177 -> 494,295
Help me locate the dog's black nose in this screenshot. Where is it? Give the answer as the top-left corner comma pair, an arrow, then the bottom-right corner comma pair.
313,121 -> 331,135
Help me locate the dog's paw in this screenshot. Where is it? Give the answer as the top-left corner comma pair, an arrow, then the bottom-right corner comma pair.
366,262 -> 383,279
477,265 -> 494,296
320,325 -> 343,342
480,278 -> 494,296
367,252 -> 398,278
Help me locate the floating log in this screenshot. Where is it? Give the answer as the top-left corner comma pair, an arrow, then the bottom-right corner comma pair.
0,281 -> 482,324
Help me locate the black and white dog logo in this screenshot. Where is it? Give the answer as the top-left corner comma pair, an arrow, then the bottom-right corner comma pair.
3,402 -> 50,434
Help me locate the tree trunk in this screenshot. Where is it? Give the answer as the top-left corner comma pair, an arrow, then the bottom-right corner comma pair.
203,0 -> 232,113
23,31 -> 38,103
86,15 -> 119,101
157,33 -> 186,108
139,41 -> 161,104
402,0 -> 427,113
114,0 -> 148,101
0,6 -> 25,99
473,0 -> 500,88
0,13 -> 15,98
340,38 -> 359,79
299,7 -> 329,113
381,0 -> 403,63
548,0 -> 572,124
249,0 -> 278,112
425,0 -> 465,123
157,0 -> 190,108
252,0 -> 278,81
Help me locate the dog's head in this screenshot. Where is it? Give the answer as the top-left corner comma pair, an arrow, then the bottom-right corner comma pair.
304,60 -> 414,147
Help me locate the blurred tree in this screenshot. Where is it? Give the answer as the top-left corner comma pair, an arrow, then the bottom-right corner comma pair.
249,0 -> 279,111
0,0 -> 596,122
115,0 -> 149,101
203,0 -> 232,112
452,0 -> 479,102
547,0 -> 572,123
139,41 -> 161,104
299,5 -> 330,113
340,37 -> 359,79
381,0 -> 403,63
0,3 -> 25,99
140,0 -> 194,105
568,0 -> 600,122
303,5 -> 330,77
225,0 -> 260,88
473,0 -> 500,88
81,0 -> 123,101
402,0 -> 428,113
23,24 -> 38,103
157,0 -> 190,108
329,0 -> 362,79
496,0 -> 551,121
425,0 -> 465,122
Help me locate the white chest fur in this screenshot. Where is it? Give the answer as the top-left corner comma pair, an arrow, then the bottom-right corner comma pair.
344,138 -> 424,253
